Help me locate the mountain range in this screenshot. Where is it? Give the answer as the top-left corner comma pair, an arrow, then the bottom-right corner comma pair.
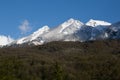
1,18 -> 120,46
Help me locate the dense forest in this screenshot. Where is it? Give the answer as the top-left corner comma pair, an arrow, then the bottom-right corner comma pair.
0,40 -> 120,80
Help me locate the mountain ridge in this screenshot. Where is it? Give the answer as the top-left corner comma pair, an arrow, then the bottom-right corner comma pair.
1,18 -> 120,46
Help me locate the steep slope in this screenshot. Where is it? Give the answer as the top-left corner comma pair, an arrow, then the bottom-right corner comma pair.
12,26 -> 50,45
0,35 -> 14,46
75,25 -> 93,41
85,19 -> 111,40
106,21 -> 120,39
42,18 -> 84,42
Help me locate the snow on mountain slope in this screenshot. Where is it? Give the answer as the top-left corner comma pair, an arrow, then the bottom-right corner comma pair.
5,18 -> 120,46
59,18 -> 83,33
16,25 -> 49,45
0,35 -> 14,46
86,19 -> 111,27
42,18 -> 84,42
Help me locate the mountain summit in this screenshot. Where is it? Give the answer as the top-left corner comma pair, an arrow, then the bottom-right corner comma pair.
1,18 -> 120,46
86,19 -> 111,27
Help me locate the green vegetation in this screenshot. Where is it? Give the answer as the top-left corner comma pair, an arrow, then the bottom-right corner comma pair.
0,40 -> 120,80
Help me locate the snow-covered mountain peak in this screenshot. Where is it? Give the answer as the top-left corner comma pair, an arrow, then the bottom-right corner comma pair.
67,18 -> 76,23
62,18 -> 83,27
16,25 -> 50,45
59,18 -> 83,33
86,19 -> 111,27
33,25 -> 49,35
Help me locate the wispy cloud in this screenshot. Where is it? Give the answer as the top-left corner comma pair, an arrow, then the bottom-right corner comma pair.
19,20 -> 32,34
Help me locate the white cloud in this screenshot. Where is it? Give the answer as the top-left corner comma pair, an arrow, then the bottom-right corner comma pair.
19,20 -> 32,34
0,35 -> 14,46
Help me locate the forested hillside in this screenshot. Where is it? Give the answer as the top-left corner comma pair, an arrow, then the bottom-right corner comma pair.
0,40 -> 120,80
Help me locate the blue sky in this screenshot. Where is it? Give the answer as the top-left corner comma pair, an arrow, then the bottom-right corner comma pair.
0,0 -> 120,39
